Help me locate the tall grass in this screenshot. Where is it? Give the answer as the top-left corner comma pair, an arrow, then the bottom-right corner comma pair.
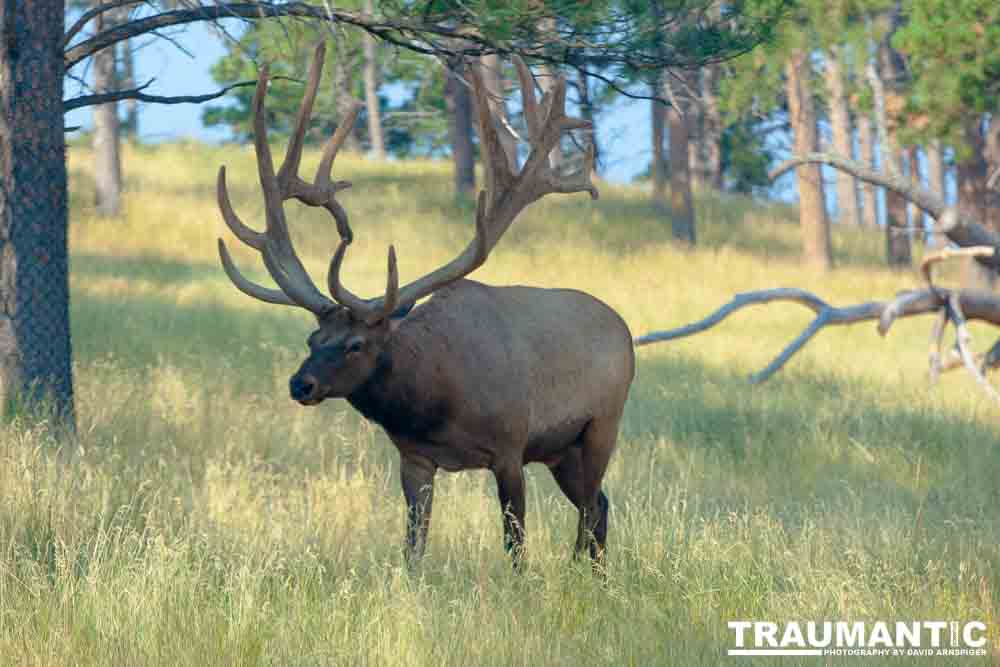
0,143 -> 997,665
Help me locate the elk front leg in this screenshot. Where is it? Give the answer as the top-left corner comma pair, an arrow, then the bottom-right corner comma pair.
494,464 -> 526,571
400,454 -> 436,567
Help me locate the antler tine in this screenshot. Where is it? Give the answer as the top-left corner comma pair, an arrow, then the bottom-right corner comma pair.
217,239 -> 297,307
217,166 -> 265,250
278,41 -> 327,188
378,58 -> 598,309
469,61 -> 516,217
513,57 -> 541,144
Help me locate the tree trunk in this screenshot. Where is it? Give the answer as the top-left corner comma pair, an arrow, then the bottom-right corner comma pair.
667,106 -> 696,244
576,68 -> 598,178
446,64 -> 475,197
874,13 -> 912,267
537,18 -> 563,170
121,38 -> 138,139
926,139 -> 945,198
701,63 -> 723,189
856,113 -> 880,228
479,54 -> 518,171
0,0 -> 75,425
362,0 -> 385,159
957,117 -> 994,287
823,47 -> 860,227
651,93 -> 667,209
92,11 -> 122,217
686,70 -> 705,191
333,58 -> 361,153
786,50 -> 832,271
906,146 -> 923,238
983,115 -> 1000,232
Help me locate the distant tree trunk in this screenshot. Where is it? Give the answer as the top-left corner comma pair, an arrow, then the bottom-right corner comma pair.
823,46 -> 860,227
651,93 -> 667,209
983,115 -> 1000,232
576,68 -> 598,178
121,38 -> 138,139
856,113 -> 880,228
868,59 -> 909,266
906,146 -> 923,238
786,50 -> 832,271
874,10 -> 911,267
332,58 -> 361,152
0,0 -> 76,425
701,63 -> 723,189
537,18 -> 563,170
479,54 -> 518,171
686,70 -> 706,191
926,139 -> 945,197
446,64 -> 475,197
362,0 -> 385,159
957,117 -> 994,287
92,12 -> 122,217
667,105 -> 696,244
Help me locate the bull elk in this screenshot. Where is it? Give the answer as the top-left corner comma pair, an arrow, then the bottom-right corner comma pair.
214,43 -> 634,569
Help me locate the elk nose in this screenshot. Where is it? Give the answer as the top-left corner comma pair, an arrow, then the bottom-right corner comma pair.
290,375 -> 316,401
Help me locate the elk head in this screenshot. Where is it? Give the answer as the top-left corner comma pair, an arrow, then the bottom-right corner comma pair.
216,42 -> 596,406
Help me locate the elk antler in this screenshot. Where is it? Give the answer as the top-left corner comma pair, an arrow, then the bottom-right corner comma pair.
216,41 -> 371,318
326,56 -> 599,312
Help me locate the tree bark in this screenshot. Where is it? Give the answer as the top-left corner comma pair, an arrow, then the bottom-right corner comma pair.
651,93 -> 667,209
823,47 -> 860,227
537,17 -> 562,170
686,70 -> 705,190
446,64 -> 475,197
667,105 -> 696,244
983,115 -> 1000,232
701,63 -> 723,189
0,0 -> 75,424
92,11 -> 122,217
121,37 -> 138,139
479,54 -> 518,171
906,146 -> 923,237
926,139 -> 945,199
856,113 -> 880,228
575,67 -> 597,178
786,50 -> 832,271
874,13 -> 911,267
362,0 -> 385,159
332,57 -> 361,153
956,117 -> 995,288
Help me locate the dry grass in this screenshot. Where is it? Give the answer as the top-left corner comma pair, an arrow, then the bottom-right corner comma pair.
0,143 -> 997,665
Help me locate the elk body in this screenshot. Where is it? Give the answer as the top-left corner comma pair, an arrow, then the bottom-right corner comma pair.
216,43 -> 634,568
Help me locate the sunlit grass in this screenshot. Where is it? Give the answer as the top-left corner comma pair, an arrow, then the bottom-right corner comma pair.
0,143 -> 997,664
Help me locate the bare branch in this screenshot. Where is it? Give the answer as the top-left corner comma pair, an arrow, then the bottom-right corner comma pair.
947,292 -> 1000,403
770,152 -> 1000,272
920,246 -> 995,288
63,77 -> 278,111
62,0 -> 146,49
635,287 -> 1000,384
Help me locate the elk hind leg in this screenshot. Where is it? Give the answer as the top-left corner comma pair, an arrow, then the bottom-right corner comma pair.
493,463 -> 527,571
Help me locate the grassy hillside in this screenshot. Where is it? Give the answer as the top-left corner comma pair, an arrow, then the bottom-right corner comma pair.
1,143 -> 998,665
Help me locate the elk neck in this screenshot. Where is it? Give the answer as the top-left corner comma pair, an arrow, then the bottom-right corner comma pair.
345,329 -> 449,441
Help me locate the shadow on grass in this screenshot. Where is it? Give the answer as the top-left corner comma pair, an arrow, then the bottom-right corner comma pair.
69,251 -> 999,519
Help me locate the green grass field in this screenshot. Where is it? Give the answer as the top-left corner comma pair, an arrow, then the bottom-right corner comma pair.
1,143 -> 998,665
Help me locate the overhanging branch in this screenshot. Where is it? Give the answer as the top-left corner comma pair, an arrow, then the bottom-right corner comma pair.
63,78 -> 264,112
770,152 -> 1000,272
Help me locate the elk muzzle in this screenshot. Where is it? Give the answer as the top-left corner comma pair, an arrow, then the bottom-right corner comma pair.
290,373 -> 321,404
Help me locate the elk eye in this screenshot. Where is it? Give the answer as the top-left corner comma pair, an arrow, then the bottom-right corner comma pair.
346,339 -> 364,354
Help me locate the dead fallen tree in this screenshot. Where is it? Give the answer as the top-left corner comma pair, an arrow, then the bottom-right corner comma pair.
635,153 -> 1000,402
